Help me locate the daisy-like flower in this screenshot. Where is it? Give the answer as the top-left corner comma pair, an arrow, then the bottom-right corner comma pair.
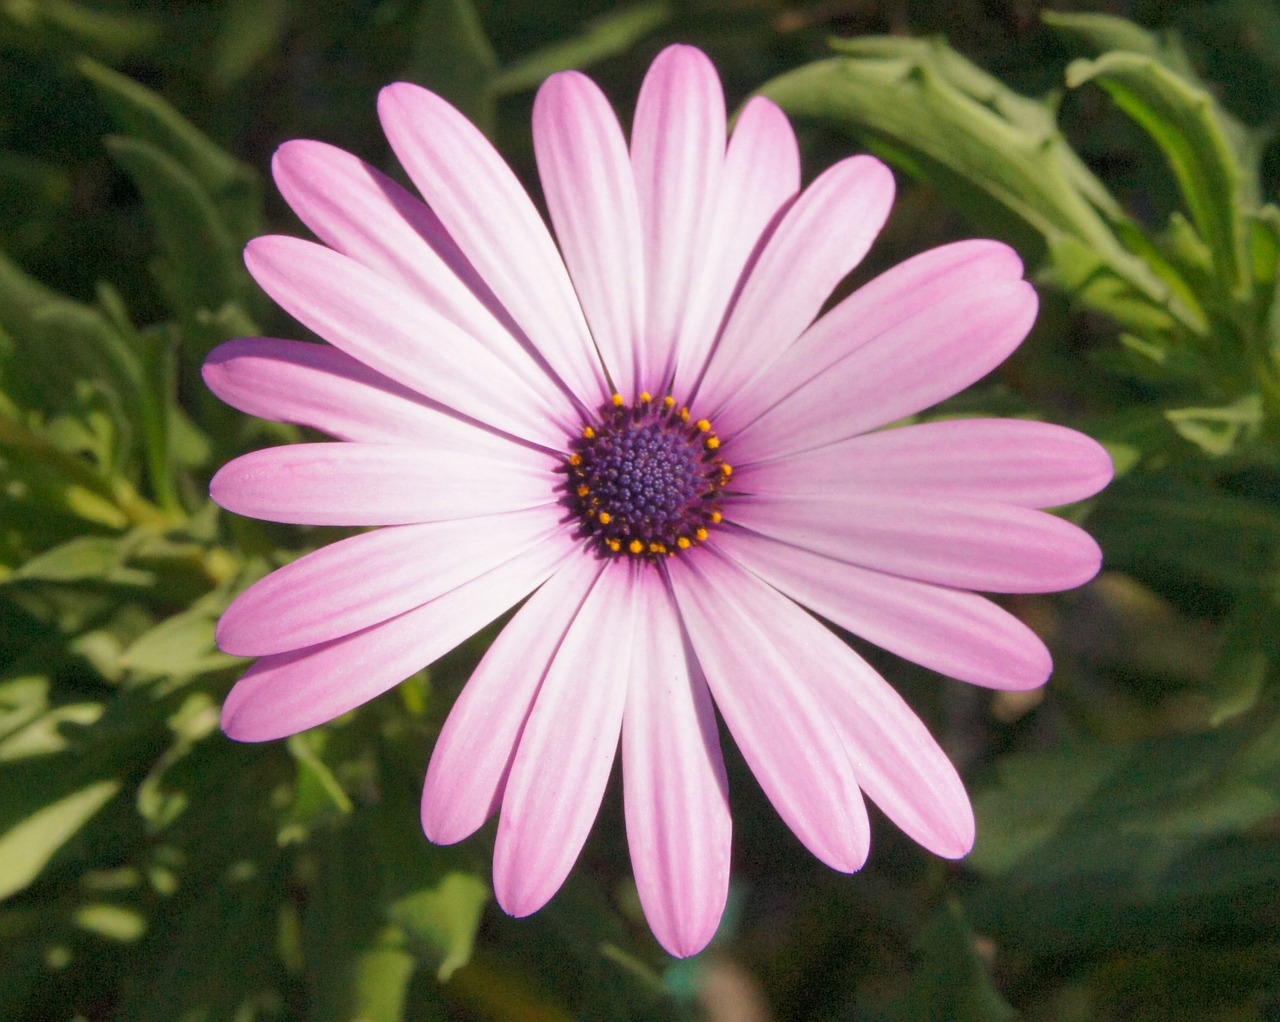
204,44 -> 1112,957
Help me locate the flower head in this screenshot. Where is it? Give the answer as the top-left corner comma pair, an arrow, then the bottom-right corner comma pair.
204,44 -> 1112,957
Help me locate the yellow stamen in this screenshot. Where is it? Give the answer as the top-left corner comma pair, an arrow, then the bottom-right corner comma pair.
629,539 -> 644,555
577,485 -> 590,498
608,538 -> 622,552
611,393 -> 625,407
696,418 -> 712,433
705,436 -> 720,450
597,511 -> 612,525
711,511 -> 723,524
582,425 -> 596,439
640,391 -> 652,403
663,396 -> 676,409
568,453 -> 582,466
695,527 -> 709,542
649,542 -> 666,554
721,464 -> 733,477
677,536 -> 691,550
679,407 -> 690,422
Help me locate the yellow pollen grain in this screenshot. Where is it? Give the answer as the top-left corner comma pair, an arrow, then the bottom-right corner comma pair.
650,542 -> 665,554
679,408 -> 690,421
696,418 -> 712,433
582,425 -> 596,439
711,511 -> 723,524
640,391 -> 652,403
677,536 -> 691,549
721,464 -> 733,477
597,511 -> 612,525
568,453 -> 582,466
611,393 -> 624,407
629,539 -> 644,555
577,485 -> 590,497
695,527 -> 709,542
663,396 -> 676,409
705,436 -> 720,450
608,539 -> 621,552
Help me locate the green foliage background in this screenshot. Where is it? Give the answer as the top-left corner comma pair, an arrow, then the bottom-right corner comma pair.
3,0 -> 1280,1019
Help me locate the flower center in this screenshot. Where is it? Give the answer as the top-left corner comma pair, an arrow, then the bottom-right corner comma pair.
562,392 -> 730,559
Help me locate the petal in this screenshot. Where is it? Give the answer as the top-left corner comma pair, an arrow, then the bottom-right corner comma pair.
718,246 -> 1032,446
245,235 -> 570,448
729,490 -> 1103,594
203,337 -> 534,448
423,550 -> 604,844
737,418 -> 1115,509
669,95 -> 800,398
272,140 -> 569,411
630,44 -> 725,387
533,71 -> 644,398
210,442 -> 557,526
217,507 -> 565,656
715,528 -> 1052,691
221,536 -> 574,742
703,569 -> 975,858
378,83 -> 608,408
669,552 -> 870,872
694,156 -> 896,412
622,570 -> 730,958
493,558 -> 635,916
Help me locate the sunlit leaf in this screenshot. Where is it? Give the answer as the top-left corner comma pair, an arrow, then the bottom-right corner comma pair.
0,779 -> 120,901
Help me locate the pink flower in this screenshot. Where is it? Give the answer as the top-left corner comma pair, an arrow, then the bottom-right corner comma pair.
204,44 -> 1112,956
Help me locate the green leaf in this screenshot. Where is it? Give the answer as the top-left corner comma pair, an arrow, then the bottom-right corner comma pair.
9,535 -> 154,587
759,38 -> 1188,331
79,58 -> 263,241
1206,592 -> 1278,725
210,0 -> 291,89
1067,52 -> 1251,296
0,779 -> 120,901
403,0 -> 498,137
1042,10 -> 1194,74
1,0 -> 160,58
493,2 -> 671,96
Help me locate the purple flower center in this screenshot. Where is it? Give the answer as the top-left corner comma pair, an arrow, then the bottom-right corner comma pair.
562,393 -> 730,559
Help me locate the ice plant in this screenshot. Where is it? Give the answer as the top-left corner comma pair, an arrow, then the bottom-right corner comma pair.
204,44 -> 1112,957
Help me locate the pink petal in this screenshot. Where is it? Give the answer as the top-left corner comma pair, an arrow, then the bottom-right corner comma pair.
737,418 -> 1114,509
217,507 -> 565,656
668,552 -> 870,872
272,140 -> 569,411
715,240 -> 1026,440
694,156 -> 895,412
727,279 -> 1038,463
245,235 -> 570,447
493,559 -> 634,917
630,44 -> 725,387
729,490 -> 1103,594
698,565 -> 974,857
210,442 -> 557,526
378,83 -> 608,409
669,95 -> 800,398
203,337 -> 535,449
715,528 -> 1052,691
221,536 -> 574,742
533,71 -> 644,398
423,550 -> 604,844
622,570 -> 730,958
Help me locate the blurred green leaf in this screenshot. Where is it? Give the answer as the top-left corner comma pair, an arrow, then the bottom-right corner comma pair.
0,779 -> 119,901
968,709 -> 1280,955
493,2 -> 671,96
1067,51 -> 1252,296
1164,393 -> 1264,457
1090,477 -> 1280,589
404,0 -> 498,137
9,535 -> 154,587
0,0 -> 159,58
78,57 -> 263,241
211,0 -> 291,90
889,902 -> 1015,1022
391,871 -> 489,981
1042,10 -> 1194,74
1207,591 -> 1280,725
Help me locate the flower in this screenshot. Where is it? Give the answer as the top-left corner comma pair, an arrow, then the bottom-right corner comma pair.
204,43 -> 1112,957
